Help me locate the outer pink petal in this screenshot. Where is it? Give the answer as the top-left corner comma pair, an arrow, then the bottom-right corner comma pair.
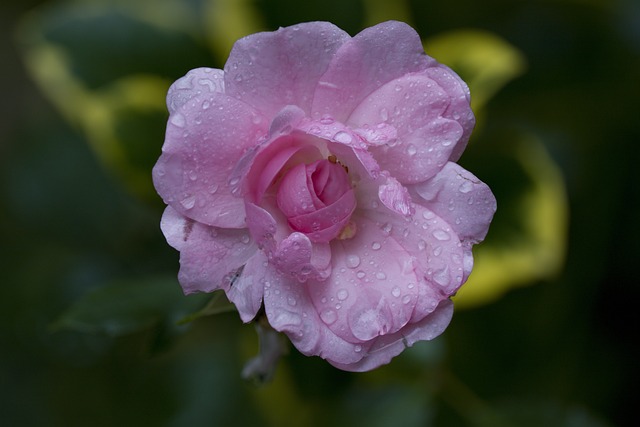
361,203 -> 466,299
160,206 -> 256,294
423,65 -> 475,161
153,92 -> 268,228
328,299 -> 453,372
308,216 -> 423,344
226,251 -> 269,322
262,267 -> 367,366
166,67 -> 225,114
348,74 -> 463,183
412,162 -> 497,245
224,22 -> 351,117
312,21 -> 436,121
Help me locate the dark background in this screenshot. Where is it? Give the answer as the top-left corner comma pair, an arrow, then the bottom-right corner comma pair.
1,0 -> 638,426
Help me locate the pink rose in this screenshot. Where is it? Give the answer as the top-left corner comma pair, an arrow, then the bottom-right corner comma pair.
153,21 -> 496,371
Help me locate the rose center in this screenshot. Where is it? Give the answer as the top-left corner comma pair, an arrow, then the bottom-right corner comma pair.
276,158 -> 356,243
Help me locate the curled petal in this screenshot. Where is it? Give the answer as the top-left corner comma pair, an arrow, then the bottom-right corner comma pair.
378,175 -> 414,217
227,252 -> 269,322
167,67 -> 225,114
328,299 -> 453,372
424,65 -> 475,161
160,206 -> 256,294
412,162 -> 496,244
287,190 -> 356,242
273,232 -> 332,282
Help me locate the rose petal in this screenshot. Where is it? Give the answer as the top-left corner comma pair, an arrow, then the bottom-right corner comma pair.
226,251 -> 268,322
378,174 -> 414,217
312,21 -> 436,121
348,73 -> 464,183
167,67 -> 225,114
160,206 -> 256,294
272,232 -> 332,282
262,267 -> 366,366
287,189 -> 356,243
328,299 -> 453,372
225,22 -> 350,117
423,65 -> 475,161
153,92 -> 268,228
412,162 -> 497,244
308,216 -> 423,344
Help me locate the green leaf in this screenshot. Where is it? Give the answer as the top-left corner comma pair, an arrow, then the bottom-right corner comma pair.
52,276 -> 210,336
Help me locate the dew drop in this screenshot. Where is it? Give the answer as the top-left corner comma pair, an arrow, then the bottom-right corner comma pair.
406,144 -> 417,156
346,255 -> 361,268
320,115 -> 334,124
422,210 -> 435,220
202,100 -> 211,110
337,289 -> 349,301
459,181 -> 474,193
170,113 -> 186,128
375,272 -> 387,280
334,131 -> 352,144
432,229 -> 451,241
287,296 -> 297,306
371,241 -> 381,251
354,345 -> 362,353
391,286 -> 401,298
356,270 -> 366,279
402,295 -> 412,304
433,246 -> 443,256
381,223 -> 392,235
208,184 -> 219,194
320,309 -> 337,325
180,194 -> 196,210
418,240 -> 427,250
380,108 -> 389,121
433,266 -> 450,286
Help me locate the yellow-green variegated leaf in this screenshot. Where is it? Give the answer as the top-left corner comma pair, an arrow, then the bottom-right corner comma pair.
424,29 -> 527,112
454,137 -> 568,309
16,0 -> 216,200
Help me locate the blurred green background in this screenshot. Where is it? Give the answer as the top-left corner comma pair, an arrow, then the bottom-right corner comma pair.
1,0 -> 638,426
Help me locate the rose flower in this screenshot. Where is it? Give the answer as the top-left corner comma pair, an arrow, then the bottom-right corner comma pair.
153,21 -> 496,371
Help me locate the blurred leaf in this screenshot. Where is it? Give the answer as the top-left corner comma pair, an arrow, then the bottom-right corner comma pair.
177,291 -> 236,325
204,0 -> 265,58
16,0 -> 215,200
454,136 -> 569,308
363,0 -> 412,27
424,29 -> 526,112
52,276 -> 209,336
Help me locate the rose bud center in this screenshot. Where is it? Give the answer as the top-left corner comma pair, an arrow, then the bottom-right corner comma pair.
276,158 -> 356,242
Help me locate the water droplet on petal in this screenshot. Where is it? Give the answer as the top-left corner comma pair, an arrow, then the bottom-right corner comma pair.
354,345 -> 362,353
406,144 -> 417,156
402,295 -> 412,304
422,210 -> 435,220
208,184 -> 219,194
418,240 -> 427,250
320,115 -> 334,124
459,181 -> 474,193
380,108 -> 389,121
433,246 -> 442,256
432,229 -> 451,241
202,100 -> 211,110
356,270 -> 366,279
337,289 -> 349,301
381,223 -> 392,235
433,266 -> 450,286
287,296 -> 297,306
391,286 -> 401,298
320,309 -> 337,325
334,131 -> 352,144
371,242 -> 381,251
170,113 -> 186,128
180,194 -> 196,210
376,272 -> 387,280
346,255 -> 361,268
